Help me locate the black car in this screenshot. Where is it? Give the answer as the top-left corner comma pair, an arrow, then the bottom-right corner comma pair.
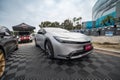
0,26 -> 18,77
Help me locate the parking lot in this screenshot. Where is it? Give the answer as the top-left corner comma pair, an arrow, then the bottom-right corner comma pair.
1,42 -> 120,80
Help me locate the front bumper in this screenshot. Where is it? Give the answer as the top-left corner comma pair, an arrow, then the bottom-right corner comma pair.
52,39 -> 93,59
57,49 -> 93,59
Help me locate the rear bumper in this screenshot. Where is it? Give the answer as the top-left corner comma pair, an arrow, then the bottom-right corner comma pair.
18,39 -> 32,43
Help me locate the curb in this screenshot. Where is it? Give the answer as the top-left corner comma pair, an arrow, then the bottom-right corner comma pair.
94,47 -> 120,55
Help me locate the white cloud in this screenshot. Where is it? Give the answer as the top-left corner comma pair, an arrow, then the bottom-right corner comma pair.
0,0 -> 97,31
44,0 -> 55,6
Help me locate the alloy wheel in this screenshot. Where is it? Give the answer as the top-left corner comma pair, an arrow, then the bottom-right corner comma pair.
0,50 -> 5,77
45,42 -> 52,56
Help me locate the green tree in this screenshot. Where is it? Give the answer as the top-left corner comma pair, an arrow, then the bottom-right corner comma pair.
50,21 -> 60,27
39,21 -> 60,28
39,21 -> 51,28
63,19 -> 73,30
73,17 -> 76,25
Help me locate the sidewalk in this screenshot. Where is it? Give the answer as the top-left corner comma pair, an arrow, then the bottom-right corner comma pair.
90,36 -> 120,54
90,36 -> 120,44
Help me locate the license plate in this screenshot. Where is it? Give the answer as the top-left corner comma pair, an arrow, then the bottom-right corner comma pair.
85,44 -> 92,51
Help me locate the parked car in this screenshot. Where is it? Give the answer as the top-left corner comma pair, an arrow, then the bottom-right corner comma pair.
18,35 -> 32,43
35,27 -> 93,59
17,32 -> 33,43
0,26 -> 18,77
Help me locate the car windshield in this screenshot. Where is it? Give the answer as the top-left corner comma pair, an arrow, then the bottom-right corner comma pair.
44,28 -> 70,33
19,32 -> 30,36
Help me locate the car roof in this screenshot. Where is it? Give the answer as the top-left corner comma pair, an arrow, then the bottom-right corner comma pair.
43,27 -> 66,31
0,26 -> 6,29
41,27 -> 70,33
43,27 -> 62,30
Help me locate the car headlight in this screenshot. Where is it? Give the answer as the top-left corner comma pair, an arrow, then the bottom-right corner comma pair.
54,36 -> 71,43
54,36 -> 91,43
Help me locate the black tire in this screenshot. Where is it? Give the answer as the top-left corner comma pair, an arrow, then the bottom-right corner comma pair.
0,49 -> 5,77
35,39 -> 39,47
15,45 -> 18,51
45,40 -> 54,59
15,47 -> 18,51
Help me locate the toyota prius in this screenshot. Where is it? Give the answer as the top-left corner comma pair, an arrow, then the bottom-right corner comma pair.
35,27 -> 93,59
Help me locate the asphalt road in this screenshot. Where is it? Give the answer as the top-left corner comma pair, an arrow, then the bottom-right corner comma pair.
1,42 -> 120,80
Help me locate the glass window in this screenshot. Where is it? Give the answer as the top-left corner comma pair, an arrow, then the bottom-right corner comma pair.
0,26 -> 11,36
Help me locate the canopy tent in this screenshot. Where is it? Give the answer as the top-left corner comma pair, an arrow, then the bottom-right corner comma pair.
12,23 -> 35,31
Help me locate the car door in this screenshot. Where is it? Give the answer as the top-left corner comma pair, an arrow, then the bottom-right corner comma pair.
3,27 -> 16,53
5,28 -> 17,51
37,29 -> 46,49
0,27 -> 13,56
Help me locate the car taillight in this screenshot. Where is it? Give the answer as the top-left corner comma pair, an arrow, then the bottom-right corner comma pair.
28,36 -> 30,39
20,36 -> 25,40
27,36 -> 30,39
20,37 -> 22,40
85,44 -> 92,51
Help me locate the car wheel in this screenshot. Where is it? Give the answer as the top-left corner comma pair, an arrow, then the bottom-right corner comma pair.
35,39 -> 39,47
15,45 -> 18,50
45,41 -> 54,59
30,40 -> 33,42
0,49 -> 5,77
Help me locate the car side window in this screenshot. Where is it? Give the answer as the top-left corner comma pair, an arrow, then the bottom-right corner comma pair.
0,27 -> 11,36
4,28 -> 11,36
6,28 -> 11,36
38,29 -> 46,34
38,29 -> 42,33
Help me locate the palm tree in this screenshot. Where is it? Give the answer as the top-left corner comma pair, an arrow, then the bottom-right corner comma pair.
76,17 -> 82,23
76,17 -> 82,29
101,19 -> 107,26
72,17 -> 82,29
73,17 -> 76,25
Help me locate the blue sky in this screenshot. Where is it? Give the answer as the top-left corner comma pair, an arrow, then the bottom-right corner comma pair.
0,0 -> 97,31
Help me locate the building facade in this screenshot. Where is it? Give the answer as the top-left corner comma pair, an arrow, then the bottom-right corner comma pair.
80,0 -> 120,36
82,21 -> 95,29
92,0 -> 120,28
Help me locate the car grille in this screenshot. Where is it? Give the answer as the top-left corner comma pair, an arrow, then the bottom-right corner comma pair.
71,50 -> 92,57
70,45 -> 93,57
71,50 -> 85,56
63,41 -> 90,44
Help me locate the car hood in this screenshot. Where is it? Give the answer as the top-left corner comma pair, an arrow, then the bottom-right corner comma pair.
51,32 -> 91,42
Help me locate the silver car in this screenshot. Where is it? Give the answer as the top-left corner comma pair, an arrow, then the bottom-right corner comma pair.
35,27 -> 93,59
